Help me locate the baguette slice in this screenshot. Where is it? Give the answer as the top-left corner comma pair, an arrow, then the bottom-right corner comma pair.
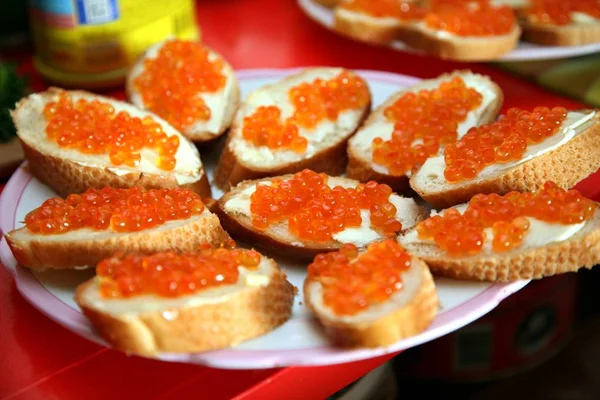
410,110 -> 600,209
399,204 -> 600,282
213,68 -> 371,191
126,39 -> 240,143
216,173 -> 426,260
347,70 -> 503,194
12,88 -> 211,198
75,253 -> 295,356
333,1 -> 422,44
520,14 -> 600,46
398,20 -> 521,62
5,207 -> 231,272
304,242 -> 438,348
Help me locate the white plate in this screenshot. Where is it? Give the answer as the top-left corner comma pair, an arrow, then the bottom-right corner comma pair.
0,68 -> 528,369
298,0 -> 600,62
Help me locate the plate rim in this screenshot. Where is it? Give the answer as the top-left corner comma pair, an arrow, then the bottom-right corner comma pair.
296,0 -> 600,62
0,68 -> 529,369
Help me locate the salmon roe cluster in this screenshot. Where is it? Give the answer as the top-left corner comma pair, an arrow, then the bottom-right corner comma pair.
425,0 -> 516,36
97,246 -> 261,298
373,77 -> 482,175
307,240 -> 412,316
444,107 -> 567,182
44,93 -> 180,171
249,169 -> 402,242
527,0 -> 600,25
242,71 -> 369,153
416,182 -> 596,255
25,186 -> 205,235
340,0 -> 425,21
132,39 -> 226,132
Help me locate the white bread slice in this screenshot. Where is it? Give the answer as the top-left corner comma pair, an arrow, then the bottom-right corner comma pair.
12,88 -> 211,198
126,39 -> 240,143
216,174 -> 426,260
520,14 -> 600,46
410,110 -> 600,209
399,204 -> 600,282
213,68 -> 372,191
398,21 -> 521,61
303,249 -> 438,348
75,254 -> 295,356
5,208 -> 231,272
333,3 -> 421,44
346,70 -> 503,194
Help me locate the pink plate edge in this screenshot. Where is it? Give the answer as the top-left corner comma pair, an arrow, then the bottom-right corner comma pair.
0,68 -> 529,369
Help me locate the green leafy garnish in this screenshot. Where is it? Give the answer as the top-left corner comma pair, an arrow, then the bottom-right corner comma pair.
0,62 -> 28,143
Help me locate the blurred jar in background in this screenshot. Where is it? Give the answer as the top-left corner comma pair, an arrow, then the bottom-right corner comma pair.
28,0 -> 200,89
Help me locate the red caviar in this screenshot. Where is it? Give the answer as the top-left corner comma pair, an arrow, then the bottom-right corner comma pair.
339,0 -> 426,20
242,71 -> 369,153
25,187 -> 205,235
43,93 -> 180,171
416,182 -> 596,255
249,169 -> 402,242
132,39 -> 226,132
373,77 -> 482,175
97,247 -> 262,298
307,240 -> 412,316
425,0 -> 516,36
444,107 -> 567,182
526,0 -> 600,26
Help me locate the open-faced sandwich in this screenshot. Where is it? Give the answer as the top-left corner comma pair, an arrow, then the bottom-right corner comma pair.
519,0 -> 600,46
346,70 -> 503,194
12,88 -> 210,198
214,68 -> 371,191
216,169 -> 426,260
334,0 -> 521,61
5,186 -> 230,271
75,246 -> 295,356
304,239 -> 438,347
127,38 -> 240,143
400,182 -> 600,281
410,106 -> 600,209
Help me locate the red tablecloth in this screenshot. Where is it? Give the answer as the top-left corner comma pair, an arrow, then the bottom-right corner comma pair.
1,0 -> 596,399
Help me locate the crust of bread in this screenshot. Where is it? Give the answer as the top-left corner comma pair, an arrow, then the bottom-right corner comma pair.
213,69 -> 371,192
5,212 -> 231,271
75,263 -> 295,356
520,20 -> 600,46
314,0 -> 342,7
303,258 -> 438,348
400,210 -> 600,282
410,112 -> 600,210
399,24 -> 521,61
215,175 -> 427,260
19,140 -> 211,199
346,70 -> 504,195
333,7 -> 407,44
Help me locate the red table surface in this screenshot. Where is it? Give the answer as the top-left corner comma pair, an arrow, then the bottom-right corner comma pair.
2,0 -> 599,399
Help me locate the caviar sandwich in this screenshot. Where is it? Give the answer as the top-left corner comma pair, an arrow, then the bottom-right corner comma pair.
334,0 -> 521,61
127,38 -> 240,143
346,70 -> 503,194
400,182 -> 600,281
519,0 -> 600,46
303,240 -> 438,347
216,169 -> 426,260
5,187 -> 230,271
214,67 -> 372,191
12,88 -> 210,198
410,106 -> 600,209
75,246 -> 295,355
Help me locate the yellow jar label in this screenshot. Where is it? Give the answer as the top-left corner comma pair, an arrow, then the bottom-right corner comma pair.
30,0 -> 199,76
